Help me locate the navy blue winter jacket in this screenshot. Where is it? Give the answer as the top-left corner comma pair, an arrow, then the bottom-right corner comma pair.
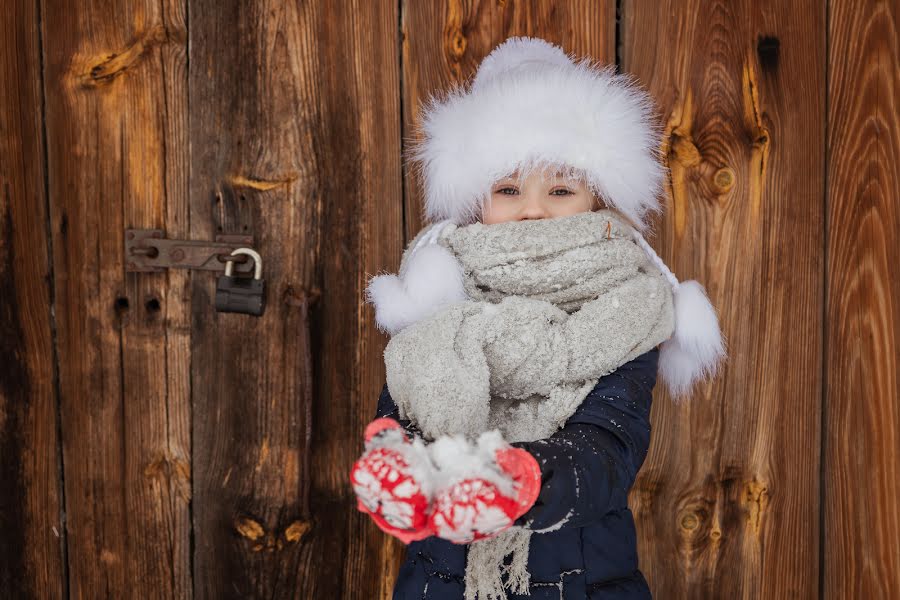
373,347 -> 660,599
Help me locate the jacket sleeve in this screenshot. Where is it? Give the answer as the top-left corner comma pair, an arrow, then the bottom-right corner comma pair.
374,382 -> 425,440
372,347 -> 657,531
508,347 -> 658,531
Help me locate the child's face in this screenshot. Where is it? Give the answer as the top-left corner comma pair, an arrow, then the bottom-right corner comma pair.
481,167 -> 603,225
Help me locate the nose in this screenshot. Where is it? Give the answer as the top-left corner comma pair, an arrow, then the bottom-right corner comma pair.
519,192 -> 548,220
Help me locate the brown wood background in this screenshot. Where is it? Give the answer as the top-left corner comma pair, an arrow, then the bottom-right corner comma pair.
1,0 -> 897,598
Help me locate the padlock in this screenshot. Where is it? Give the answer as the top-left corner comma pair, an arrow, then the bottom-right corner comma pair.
215,248 -> 266,316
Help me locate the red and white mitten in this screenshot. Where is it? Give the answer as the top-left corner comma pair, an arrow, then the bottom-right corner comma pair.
427,430 -> 541,544
349,418 -> 437,544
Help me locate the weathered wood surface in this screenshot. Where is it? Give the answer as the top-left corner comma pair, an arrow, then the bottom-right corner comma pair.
623,1 -> 826,598
2,0 -> 899,598
825,0 -> 900,597
187,0 -> 400,598
40,0 -> 192,598
0,1 -> 66,597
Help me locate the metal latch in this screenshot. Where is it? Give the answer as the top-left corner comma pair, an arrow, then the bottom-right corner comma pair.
125,230 -> 257,273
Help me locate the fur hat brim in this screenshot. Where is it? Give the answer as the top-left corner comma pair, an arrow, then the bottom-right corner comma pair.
404,37 -> 668,232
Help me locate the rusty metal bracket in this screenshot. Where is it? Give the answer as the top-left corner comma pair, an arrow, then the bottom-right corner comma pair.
125,229 -> 256,273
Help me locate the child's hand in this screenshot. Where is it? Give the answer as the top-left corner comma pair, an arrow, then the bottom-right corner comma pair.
427,431 -> 541,544
349,418 -> 437,544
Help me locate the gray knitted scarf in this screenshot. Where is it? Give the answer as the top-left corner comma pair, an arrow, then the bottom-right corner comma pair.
383,210 -> 675,600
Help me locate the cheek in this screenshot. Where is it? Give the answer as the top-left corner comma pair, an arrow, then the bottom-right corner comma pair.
549,192 -> 594,215
482,195 -> 517,224
487,195 -> 520,210
578,191 -> 598,210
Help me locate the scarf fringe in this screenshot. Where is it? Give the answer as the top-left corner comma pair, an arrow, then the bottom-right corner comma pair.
465,527 -> 533,600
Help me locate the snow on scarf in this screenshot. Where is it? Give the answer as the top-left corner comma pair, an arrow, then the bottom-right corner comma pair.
367,209 -> 675,600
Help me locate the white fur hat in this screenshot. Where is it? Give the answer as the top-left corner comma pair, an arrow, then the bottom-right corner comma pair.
379,36 -> 726,401
405,36 -> 667,232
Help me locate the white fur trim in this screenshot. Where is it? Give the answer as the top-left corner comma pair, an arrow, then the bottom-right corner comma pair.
658,280 -> 727,401
404,36 -> 667,231
365,242 -> 468,335
470,36 -> 575,91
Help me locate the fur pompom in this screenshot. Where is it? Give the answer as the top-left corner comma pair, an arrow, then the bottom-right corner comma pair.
658,279 -> 727,402
365,243 -> 468,335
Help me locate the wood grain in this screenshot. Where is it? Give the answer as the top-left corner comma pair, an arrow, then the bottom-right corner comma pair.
187,0 -> 401,598
825,0 -> 900,597
2,1 -> 898,597
0,1 -> 66,597
187,0 -> 312,596
622,1 -> 825,598
40,0 -> 191,597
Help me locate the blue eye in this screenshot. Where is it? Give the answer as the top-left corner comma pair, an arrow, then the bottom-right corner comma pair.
551,188 -> 573,196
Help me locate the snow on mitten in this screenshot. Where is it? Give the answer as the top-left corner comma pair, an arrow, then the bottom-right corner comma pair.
349,418 -> 437,544
427,430 -> 541,544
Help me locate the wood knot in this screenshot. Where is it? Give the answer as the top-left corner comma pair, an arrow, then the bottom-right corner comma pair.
680,512 -> 700,531
756,36 -> 780,72
284,520 -> 312,543
743,479 -> 770,534
235,516 -> 265,541
235,516 -> 310,552
79,25 -> 180,88
143,454 -> 192,501
669,133 -> 702,168
712,167 -> 736,193
229,172 -> 298,191
447,29 -> 467,60
676,497 -> 713,540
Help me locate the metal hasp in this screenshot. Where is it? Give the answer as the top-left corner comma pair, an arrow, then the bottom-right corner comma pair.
125,229 -> 256,273
215,248 -> 266,316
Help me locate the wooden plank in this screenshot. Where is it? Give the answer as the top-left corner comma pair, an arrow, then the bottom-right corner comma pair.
825,0 -> 900,596
0,1 -> 66,597
329,3 -> 405,597
41,0 -> 191,597
622,1 -> 824,598
187,1 -> 401,597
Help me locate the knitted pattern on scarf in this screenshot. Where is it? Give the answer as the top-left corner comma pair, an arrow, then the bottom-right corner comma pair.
383,210 -> 675,599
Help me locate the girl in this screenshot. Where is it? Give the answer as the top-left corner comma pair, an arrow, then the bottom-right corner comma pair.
350,37 -> 726,600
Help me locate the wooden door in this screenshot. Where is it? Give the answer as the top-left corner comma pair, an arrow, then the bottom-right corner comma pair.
1,1 -> 897,599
